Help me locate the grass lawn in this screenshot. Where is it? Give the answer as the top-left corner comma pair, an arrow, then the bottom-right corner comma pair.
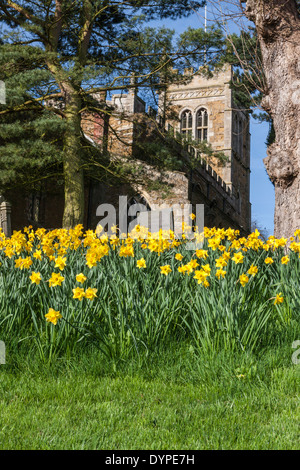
0,342 -> 299,450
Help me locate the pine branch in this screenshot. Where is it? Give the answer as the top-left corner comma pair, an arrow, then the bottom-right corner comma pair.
0,92 -> 63,116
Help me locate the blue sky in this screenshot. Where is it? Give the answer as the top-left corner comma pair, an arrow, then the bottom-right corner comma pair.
152,5 -> 275,236
249,117 -> 274,236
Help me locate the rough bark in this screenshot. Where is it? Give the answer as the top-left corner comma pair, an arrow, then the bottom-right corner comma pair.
245,0 -> 300,238
45,56 -> 85,229
62,91 -> 85,229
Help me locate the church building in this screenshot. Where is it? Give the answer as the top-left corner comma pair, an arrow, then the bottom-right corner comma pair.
0,65 -> 251,236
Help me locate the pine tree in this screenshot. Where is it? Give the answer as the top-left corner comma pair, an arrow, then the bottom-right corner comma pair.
0,43 -> 65,191
0,0 -> 210,228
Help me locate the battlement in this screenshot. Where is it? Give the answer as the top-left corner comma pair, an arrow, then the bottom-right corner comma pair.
107,92 -> 146,115
185,144 -> 233,196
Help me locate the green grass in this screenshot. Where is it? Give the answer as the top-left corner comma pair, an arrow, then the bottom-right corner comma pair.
1,229 -> 299,449
0,341 -> 299,450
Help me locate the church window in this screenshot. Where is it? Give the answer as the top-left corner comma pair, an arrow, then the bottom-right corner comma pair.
196,108 -> 208,142
180,110 -> 193,139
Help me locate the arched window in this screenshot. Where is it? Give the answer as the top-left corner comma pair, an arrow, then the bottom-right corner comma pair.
196,108 -> 208,142
180,110 -> 193,139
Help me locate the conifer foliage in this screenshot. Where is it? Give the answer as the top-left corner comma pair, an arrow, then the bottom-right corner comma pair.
0,1 -> 208,228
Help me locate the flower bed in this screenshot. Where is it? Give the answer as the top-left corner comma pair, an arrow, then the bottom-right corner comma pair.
0,224 -> 299,362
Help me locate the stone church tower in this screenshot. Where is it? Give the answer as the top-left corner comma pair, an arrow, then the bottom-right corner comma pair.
157,65 -> 251,234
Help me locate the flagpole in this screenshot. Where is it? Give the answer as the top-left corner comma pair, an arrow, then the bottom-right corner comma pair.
204,5 -> 207,64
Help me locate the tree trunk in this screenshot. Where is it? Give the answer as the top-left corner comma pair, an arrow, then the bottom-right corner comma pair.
62,91 -> 85,229
245,0 -> 300,238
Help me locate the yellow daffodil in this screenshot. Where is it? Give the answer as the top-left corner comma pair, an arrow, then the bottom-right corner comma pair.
290,242 -> 300,253
274,293 -> 284,305
265,257 -> 274,264
119,245 -> 134,258
248,265 -> 258,276
178,265 -> 186,274
160,265 -> 171,276
15,257 -> 33,270
215,257 -> 227,268
201,264 -> 211,276
15,258 -> 24,269
294,229 -> 300,238
85,287 -> 98,300
72,287 -> 85,301
222,251 -> 231,262
281,256 -> 289,265
86,252 -> 98,268
225,228 -> 236,241
76,273 -> 87,284
208,237 -> 221,251
30,272 -> 41,285
45,308 -> 62,326
188,259 -> 199,269
136,258 -> 146,269
195,249 -> 208,259
194,270 -> 207,284
33,250 -> 42,261
54,256 -> 67,271
232,252 -> 244,264
4,247 -> 15,258
216,269 -> 226,279
239,274 -> 249,287
181,263 -> 194,275
48,272 -> 65,287
175,253 -> 183,261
